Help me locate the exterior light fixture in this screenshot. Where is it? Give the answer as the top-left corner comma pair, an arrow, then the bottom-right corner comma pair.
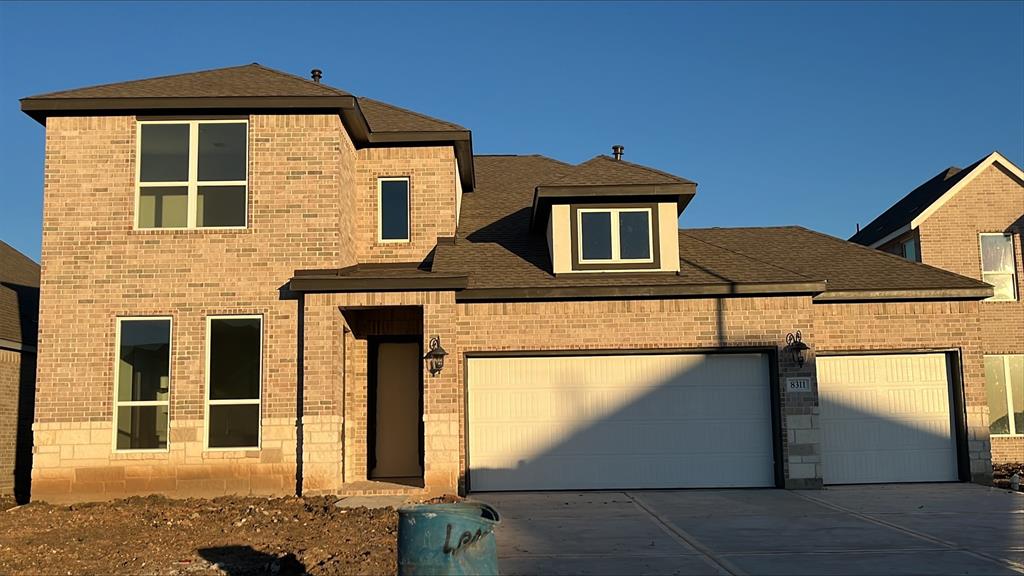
424,335 -> 448,377
785,331 -> 809,367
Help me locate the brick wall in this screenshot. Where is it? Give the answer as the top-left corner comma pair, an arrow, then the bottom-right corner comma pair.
0,349 -> 34,497
31,113 -> 357,502
917,163 -> 1024,463
355,146 -> 458,264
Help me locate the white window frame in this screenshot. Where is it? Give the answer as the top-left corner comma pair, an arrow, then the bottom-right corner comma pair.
576,207 -> 655,264
979,232 -> 1018,302
377,177 -> 411,243
204,314 -> 263,451
135,119 -> 249,230
987,354 -> 1023,437
112,316 -> 173,453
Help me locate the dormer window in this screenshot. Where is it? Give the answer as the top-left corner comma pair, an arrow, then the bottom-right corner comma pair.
571,205 -> 660,271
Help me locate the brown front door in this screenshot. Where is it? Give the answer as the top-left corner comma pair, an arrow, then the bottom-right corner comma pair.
369,340 -> 423,481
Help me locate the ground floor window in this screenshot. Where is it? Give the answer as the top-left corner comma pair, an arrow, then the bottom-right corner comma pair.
985,355 -> 1024,435
206,315 -> 263,449
114,318 -> 172,451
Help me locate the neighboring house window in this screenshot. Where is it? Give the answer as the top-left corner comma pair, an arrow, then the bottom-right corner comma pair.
577,207 -> 654,264
137,120 -> 248,229
114,318 -> 171,451
980,233 -> 1018,301
206,316 -> 262,449
985,355 -> 1024,436
900,237 -> 919,262
378,177 -> 410,242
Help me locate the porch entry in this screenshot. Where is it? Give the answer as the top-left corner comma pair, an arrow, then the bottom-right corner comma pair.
368,338 -> 424,483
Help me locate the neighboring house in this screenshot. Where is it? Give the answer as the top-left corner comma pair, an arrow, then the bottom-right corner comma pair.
20,64 -> 1000,503
0,241 -> 40,502
851,152 -> 1024,464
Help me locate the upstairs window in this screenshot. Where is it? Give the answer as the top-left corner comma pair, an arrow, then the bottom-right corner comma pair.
900,237 -> 919,262
980,233 -> 1018,301
574,207 -> 656,269
114,318 -> 171,451
378,177 -> 410,242
137,120 -> 248,229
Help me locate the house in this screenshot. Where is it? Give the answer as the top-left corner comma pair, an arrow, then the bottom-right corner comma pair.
851,152 -> 1024,464
19,64 -> 1000,503
0,241 -> 40,501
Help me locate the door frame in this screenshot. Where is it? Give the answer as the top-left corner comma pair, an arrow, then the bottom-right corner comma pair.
462,346 -> 783,493
367,335 -> 424,480
814,348 -> 969,483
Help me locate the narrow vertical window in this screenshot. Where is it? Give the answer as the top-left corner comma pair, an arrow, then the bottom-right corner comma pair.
378,178 -> 410,242
980,233 -> 1018,301
206,316 -> 262,449
114,318 -> 172,451
137,120 -> 248,229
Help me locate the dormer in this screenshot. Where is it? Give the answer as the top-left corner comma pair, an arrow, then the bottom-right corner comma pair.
531,150 -> 696,274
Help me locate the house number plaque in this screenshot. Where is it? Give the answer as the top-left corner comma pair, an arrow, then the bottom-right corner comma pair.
786,377 -> 812,393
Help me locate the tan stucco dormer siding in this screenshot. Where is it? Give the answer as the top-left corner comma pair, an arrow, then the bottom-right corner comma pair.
548,202 -> 681,274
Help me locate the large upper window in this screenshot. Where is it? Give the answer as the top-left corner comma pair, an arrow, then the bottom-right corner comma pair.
378,177 -> 410,242
576,207 -> 654,265
137,120 -> 248,229
980,233 -> 1018,301
206,316 -> 262,449
114,318 -> 171,451
985,355 -> 1024,436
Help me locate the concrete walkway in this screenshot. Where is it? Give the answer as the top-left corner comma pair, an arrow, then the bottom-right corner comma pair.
476,484 -> 1024,575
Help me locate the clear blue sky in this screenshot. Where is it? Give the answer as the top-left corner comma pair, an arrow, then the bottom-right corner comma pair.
2,1 -> 1022,261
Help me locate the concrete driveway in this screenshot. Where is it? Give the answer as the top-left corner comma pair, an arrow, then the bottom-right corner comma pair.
477,484 -> 1024,575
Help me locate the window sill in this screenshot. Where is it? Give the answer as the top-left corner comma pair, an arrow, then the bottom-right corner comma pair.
990,434 -> 1024,438
111,449 -> 171,459
130,227 -> 252,235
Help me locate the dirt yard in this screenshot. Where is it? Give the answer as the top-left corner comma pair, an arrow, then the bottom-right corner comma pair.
0,495 -> 398,575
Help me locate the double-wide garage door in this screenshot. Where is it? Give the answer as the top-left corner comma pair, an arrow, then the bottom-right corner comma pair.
817,354 -> 959,485
467,352 -> 775,491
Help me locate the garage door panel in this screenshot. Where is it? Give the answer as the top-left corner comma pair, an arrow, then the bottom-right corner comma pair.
468,352 -> 774,491
818,353 -> 958,485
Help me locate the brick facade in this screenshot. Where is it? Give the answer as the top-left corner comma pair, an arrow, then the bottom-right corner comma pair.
30,112 -> 999,503
0,348 -> 34,497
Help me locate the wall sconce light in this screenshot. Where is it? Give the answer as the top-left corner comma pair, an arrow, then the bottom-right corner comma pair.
424,335 -> 448,377
785,331 -> 809,367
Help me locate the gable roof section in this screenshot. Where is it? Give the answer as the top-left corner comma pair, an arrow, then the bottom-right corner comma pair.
21,63 -> 475,190
850,152 -> 1024,247
0,242 -> 40,350
531,155 -> 697,229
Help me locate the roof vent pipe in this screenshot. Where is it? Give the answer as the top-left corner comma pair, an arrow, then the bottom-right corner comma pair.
612,145 -> 624,160
311,69 -> 323,83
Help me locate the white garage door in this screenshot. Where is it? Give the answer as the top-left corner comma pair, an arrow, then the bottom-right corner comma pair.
467,352 -> 775,491
818,354 -> 958,485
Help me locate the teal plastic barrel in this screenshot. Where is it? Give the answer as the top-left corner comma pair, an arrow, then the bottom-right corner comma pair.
397,501 -> 501,575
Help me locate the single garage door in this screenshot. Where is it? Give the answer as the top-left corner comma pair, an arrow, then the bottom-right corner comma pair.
818,353 -> 959,485
467,352 -> 775,491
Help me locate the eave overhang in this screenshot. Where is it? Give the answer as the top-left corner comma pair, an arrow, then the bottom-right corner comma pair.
530,182 -> 697,231
456,280 -> 826,302
21,94 -> 476,191
812,286 -> 994,302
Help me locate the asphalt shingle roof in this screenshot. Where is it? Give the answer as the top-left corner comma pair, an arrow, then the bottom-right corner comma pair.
26,63 -> 350,99
541,155 -> 696,187
0,242 -> 40,346
429,155 -> 990,296
849,156 -> 987,246
358,98 -> 466,133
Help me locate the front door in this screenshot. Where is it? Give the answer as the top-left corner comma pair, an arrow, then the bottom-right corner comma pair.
369,341 -> 423,482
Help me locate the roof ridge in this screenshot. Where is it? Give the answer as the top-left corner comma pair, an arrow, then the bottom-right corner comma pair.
792,225 -> 992,287
592,154 -> 694,183
252,63 -> 350,97
23,63 -> 262,100
359,96 -> 466,131
678,229 -> 819,282
682,225 -> 802,232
